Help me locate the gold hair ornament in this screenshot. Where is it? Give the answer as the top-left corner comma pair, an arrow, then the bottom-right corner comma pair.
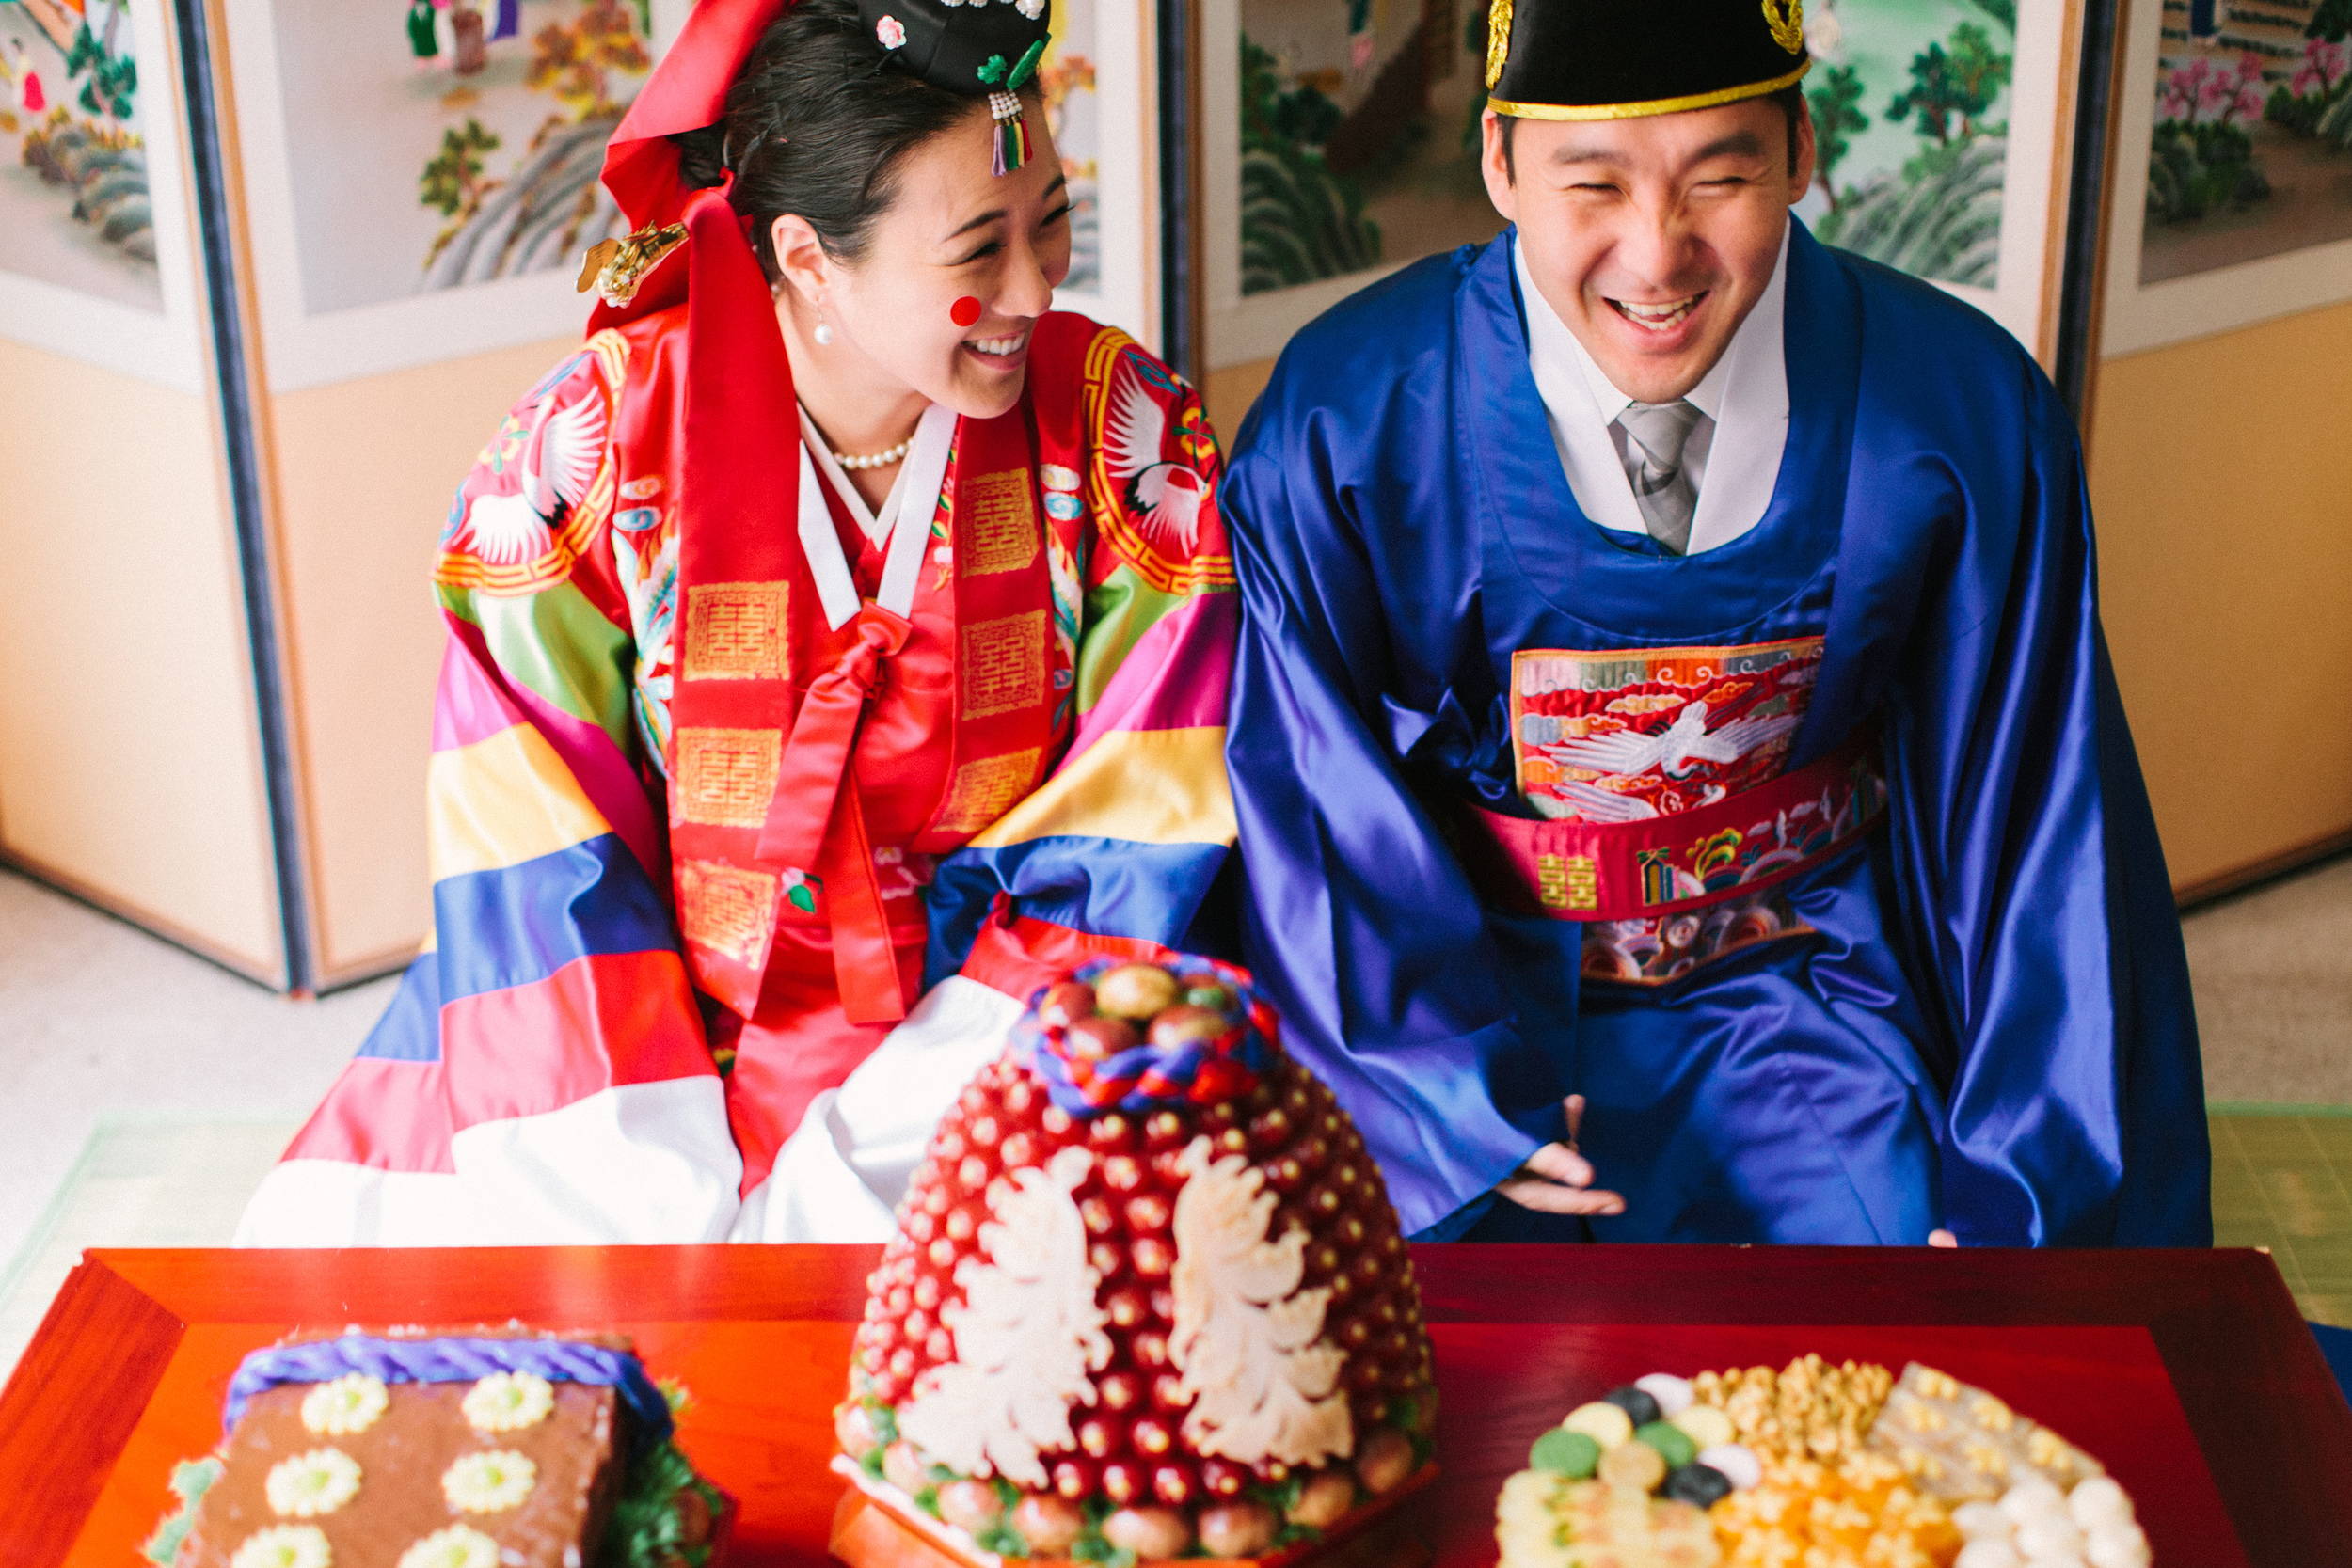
1486,0 -> 1513,90
577,222 -> 690,308
1762,0 -> 1804,56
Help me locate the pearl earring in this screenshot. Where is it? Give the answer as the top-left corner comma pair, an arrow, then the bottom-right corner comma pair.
814,319 -> 834,346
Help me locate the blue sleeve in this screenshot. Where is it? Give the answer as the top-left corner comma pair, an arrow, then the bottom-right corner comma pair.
1222,386 -> 1547,1240
1881,367 -> 2209,1246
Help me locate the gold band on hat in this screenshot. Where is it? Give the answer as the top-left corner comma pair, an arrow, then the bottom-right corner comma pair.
1488,58 -> 1810,121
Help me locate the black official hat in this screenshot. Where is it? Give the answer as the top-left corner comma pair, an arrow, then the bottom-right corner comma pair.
859,0 -> 1054,171
1485,0 -> 1810,120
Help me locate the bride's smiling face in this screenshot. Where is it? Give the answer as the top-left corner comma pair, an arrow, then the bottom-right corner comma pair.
771,97 -> 1072,421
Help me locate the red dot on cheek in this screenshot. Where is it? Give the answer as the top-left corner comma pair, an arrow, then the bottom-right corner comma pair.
950,295 -> 983,328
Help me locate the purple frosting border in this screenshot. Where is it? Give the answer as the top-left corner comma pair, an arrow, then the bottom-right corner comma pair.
222,1334 -> 674,1454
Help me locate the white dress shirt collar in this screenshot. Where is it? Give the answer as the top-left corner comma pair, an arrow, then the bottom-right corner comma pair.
1514,226 -> 1791,554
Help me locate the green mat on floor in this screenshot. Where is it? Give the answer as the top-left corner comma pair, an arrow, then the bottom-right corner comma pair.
0,1118 -> 299,1383
2209,1106 -> 2352,1326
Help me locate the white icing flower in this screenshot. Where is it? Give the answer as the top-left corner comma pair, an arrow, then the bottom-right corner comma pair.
898,1146 -> 1109,1488
230,1525 -> 333,1568
461,1370 -> 556,1433
264,1448 -> 362,1518
442,1449 -> 539,1513
395,1526 -> 501,1568
299,1374 -> 389,1436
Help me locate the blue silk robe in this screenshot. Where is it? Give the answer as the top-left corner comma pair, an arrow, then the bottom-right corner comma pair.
1222,222 -> 2208,1247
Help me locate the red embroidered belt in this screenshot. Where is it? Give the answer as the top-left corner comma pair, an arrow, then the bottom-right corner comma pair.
1457,736 -> 1886,923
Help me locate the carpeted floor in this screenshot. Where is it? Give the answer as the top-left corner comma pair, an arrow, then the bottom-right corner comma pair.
0,869 -> 394,1307
2181,855 -> 2352,1105
1,852 -> 2349,1379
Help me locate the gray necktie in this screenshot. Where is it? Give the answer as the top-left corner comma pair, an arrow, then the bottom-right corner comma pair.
1615,400 -> 1705,556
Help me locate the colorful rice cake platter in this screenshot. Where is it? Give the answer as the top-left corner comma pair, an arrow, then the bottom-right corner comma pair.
143,1330 -> 729,1568
1497,1355 -> 2153,1568
830,958 -> 1438,1568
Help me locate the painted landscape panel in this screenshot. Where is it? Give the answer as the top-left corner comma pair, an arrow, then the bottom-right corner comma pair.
269,0 -> 655,315
0,0 -> 159,309
1041,0 -> 1102,294
2136,0 -> 2352,284
1231,0 -> 2026,301
1796,0 -> 2018,289
1232,0 -> 1502,297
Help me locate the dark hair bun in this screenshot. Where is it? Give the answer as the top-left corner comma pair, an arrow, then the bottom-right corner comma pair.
718,0 -> 1007,273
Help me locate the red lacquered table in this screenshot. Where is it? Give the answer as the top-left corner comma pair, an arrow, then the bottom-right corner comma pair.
2,1246 -> 2346,1566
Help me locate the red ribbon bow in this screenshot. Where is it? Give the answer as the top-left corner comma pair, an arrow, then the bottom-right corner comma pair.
757,603 -> 917,1024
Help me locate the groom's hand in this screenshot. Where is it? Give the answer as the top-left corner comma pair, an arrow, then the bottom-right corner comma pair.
1497,1094 -> 1626,1217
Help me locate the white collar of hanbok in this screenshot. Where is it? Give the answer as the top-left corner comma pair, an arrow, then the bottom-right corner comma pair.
1515,226 -> 1790,555
797,403 -> 956,627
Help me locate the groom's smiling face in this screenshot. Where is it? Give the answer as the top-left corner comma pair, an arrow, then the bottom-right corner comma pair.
1482,95 -> 1813,405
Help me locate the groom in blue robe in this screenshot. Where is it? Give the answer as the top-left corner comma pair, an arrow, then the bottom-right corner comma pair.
1220,0 -> 2209,1245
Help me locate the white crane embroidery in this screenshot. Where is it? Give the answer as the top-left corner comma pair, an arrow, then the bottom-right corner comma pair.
459,379 -> 608,566
1540,699 -> 1800,782
1104,363 -> 1207,554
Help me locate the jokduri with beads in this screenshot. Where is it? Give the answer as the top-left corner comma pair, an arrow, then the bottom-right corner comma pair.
832,956 -> 1438,1567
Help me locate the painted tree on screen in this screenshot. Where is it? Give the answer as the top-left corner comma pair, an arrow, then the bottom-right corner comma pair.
421,118 -> 503,218
1807,64 -> 1867,212
1886,22 -> 2010,144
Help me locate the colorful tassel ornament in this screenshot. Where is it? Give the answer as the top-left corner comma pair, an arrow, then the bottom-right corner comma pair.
988,88 -> 1031,175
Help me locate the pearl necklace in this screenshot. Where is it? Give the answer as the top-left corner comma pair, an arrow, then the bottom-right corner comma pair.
831,437 -> 913,471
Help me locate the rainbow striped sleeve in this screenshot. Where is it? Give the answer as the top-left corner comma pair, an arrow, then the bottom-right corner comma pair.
249,345 -> 738,1244
928,344 -> 1238,980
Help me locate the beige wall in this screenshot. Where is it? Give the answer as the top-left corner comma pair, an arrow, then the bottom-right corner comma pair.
1204,358 -> 1279,450
2089,299 -> 2352,895
0,337 -> 284,978
0,321 -> 581,987
264,336 -> 578,982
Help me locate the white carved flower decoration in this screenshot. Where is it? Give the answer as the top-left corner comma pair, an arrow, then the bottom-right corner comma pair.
396,1525 -> 501,1568
1169,1137 -> 1353,1467
898,1146 -> 1110,1488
